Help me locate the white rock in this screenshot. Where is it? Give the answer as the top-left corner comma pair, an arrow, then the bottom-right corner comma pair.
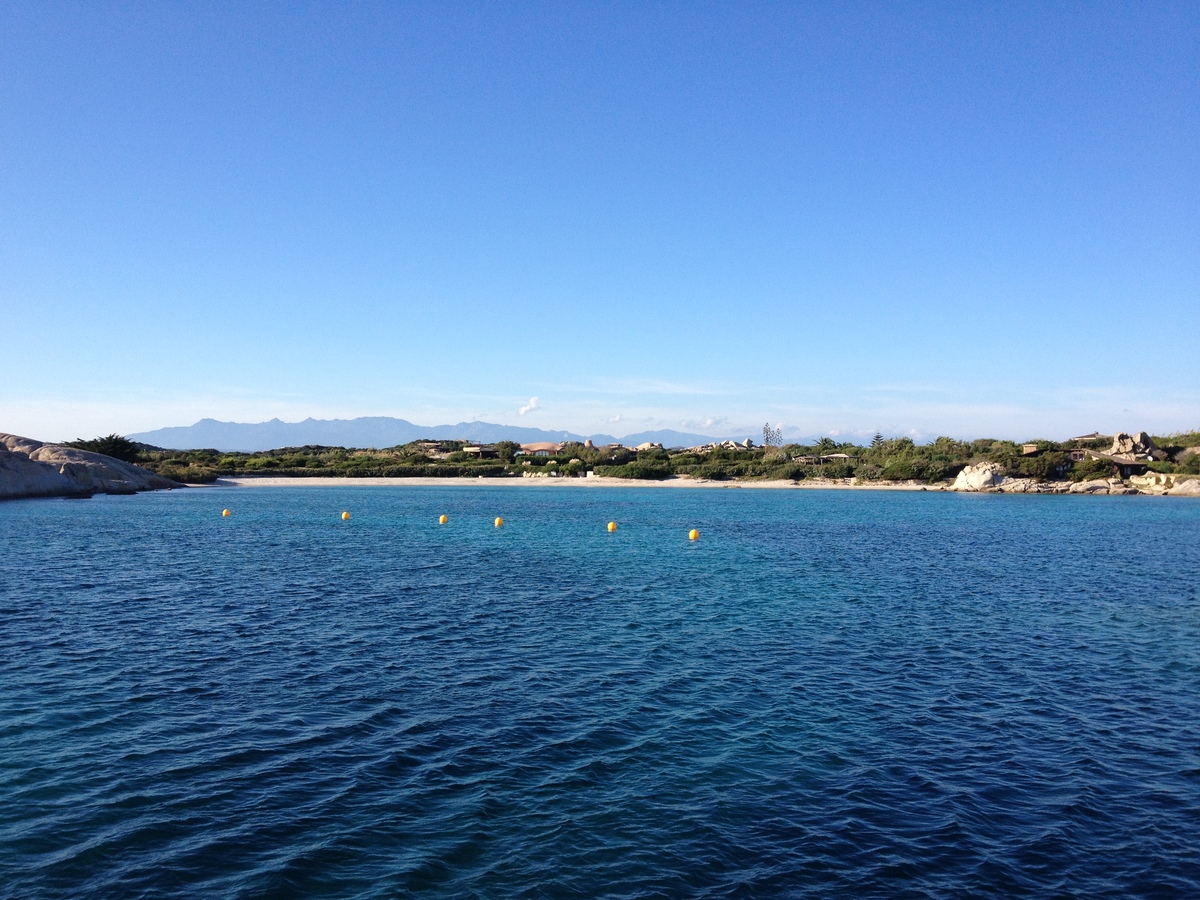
1068,480 -> 1110,494
997,478 -> 1041,493
952,462 -> 1005,491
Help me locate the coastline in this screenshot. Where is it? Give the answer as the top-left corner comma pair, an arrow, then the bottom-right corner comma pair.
219,475 -> 946,491
213,474 -> 1199,495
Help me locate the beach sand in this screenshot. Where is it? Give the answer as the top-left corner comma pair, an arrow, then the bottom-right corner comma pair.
218,476 -> 940,491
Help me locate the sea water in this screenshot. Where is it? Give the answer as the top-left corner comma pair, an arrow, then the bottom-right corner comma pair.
2,486 -> 1198,897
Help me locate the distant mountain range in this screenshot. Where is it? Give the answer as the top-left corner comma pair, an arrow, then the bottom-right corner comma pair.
128,417 -> 739,452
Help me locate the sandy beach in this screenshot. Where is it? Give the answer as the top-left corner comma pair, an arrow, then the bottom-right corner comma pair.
218,475 -> 939,491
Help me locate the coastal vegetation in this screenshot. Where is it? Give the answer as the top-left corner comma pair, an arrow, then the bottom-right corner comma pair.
96,431 -> 1200,485
64,433 -> 142,464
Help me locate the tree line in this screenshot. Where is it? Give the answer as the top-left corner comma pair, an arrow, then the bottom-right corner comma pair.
68,430 -> 1200,485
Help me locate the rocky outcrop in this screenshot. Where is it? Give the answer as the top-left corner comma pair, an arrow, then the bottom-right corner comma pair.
0,433 -> 181,500
1067,479 -> 1113,494
0,447 -> 79,498
952,462 -> 1005,491
995,477 -> 1041,493
1108,431 -> 1162,459
1168,478 -> 1200,496
947,466 -> 1156,495
688,439 -> 756,453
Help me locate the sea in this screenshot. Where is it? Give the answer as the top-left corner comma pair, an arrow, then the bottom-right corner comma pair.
2,485 -> 1199,898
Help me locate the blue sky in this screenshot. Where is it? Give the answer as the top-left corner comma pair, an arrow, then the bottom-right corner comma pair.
2,2 -> 1196,443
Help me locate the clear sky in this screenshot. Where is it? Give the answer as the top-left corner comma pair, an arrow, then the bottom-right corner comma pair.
2,2 -> 1197,443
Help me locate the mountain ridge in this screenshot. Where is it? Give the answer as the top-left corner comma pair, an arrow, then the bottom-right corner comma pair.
127,417 -> 740,452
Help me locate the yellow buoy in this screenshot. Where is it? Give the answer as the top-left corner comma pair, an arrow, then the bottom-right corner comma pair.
494,517 -> 504,528
221,509 -> 230,517
438,514 -> 448,524
341,511 -> 351,520
688,528 -> 699,541
607,521 -> 617,532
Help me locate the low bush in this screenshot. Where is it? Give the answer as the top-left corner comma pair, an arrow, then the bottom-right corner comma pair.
1070,457 -> 1113,482
64,434 -> 142,464
594,463 -> 672,480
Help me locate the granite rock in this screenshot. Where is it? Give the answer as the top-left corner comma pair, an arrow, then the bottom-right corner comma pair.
1068,480 -> 1112,494
996,477 -> 1041,493
952,462 -> 1005,491
0,445 -> 81,499
1167,478 -> 1200,496
0,433 -> 180,500
1109,431 -> 1159,457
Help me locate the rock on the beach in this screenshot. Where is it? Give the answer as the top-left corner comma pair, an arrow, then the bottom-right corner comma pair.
952,462 -> 1005,491
996,477 -> 1041,493
1168,478 -> 1200,496
0,433 -> 180,500
1068,480 -> 1112,494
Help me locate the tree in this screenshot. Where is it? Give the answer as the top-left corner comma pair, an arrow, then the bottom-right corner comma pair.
871,432 -> 884,451
762,423 -> 783,447
65,433 -> 141,464
494,441 -> 520,462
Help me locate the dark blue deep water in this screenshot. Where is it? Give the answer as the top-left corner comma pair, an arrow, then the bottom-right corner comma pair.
2,485 -> 1199,898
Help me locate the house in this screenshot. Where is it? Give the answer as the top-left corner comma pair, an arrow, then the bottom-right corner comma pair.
792,453 -> 859,465
519,442 -> 563,457
1082,449 -> 1149,479
462,445 -> 498,459
1110,459 -> 1150,478
1022,444 -> 1040,456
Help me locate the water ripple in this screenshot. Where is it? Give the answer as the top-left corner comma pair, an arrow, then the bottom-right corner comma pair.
2,488 -> 1199,897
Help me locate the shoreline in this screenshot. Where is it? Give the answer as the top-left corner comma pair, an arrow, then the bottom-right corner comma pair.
214,475 -> 1009,493
205,474 -> 1198,495
217,475 -> 933,490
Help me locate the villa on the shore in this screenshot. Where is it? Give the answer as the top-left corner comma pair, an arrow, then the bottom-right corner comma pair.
520,442 -> 563,457
792,452 -> 859,465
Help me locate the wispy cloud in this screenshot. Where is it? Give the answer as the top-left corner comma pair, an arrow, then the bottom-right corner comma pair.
677,416 -> 729,433
518,396 -> 540,416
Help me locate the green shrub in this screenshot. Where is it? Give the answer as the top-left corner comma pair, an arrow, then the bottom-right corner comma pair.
881,459 -> 914,480
65,433 -> 142,464
154,466 -> 218,484
1070,457 -> 1112,482
594,463 -> 672,480
1177,454 -> 1200,475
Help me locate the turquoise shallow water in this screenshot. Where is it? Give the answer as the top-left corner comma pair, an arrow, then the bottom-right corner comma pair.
2,485 -> 1199,898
